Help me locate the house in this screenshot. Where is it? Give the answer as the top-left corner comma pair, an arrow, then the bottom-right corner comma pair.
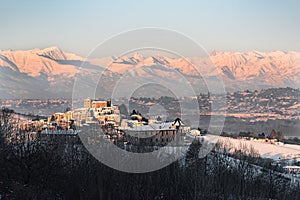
123,118 -> 187,146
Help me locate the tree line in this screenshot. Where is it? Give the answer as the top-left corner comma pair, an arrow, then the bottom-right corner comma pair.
0,108 -> 299,199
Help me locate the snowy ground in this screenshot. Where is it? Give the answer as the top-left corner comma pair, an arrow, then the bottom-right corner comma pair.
216,136 -> 300,162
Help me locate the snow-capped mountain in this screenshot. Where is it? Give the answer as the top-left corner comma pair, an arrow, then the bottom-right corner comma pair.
210,50 -> 300,90
0,47 -> 299,99
0,47 -> 113,99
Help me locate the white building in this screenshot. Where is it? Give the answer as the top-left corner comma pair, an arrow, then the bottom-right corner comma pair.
123,119 -> 187,146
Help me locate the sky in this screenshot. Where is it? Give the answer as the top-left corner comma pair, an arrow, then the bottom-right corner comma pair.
1,0 -> 299,56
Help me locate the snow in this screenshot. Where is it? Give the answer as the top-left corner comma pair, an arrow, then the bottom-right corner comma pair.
284,166 -> 300,169
216,136 -> 300,161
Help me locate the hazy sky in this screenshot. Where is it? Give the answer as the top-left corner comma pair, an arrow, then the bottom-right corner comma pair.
1,0 -> 299,56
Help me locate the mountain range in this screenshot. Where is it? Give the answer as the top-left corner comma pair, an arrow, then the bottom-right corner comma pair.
0,47 -> 299,99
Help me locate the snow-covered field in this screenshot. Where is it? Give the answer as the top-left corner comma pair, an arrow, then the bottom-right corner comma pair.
216,136 -> 300,161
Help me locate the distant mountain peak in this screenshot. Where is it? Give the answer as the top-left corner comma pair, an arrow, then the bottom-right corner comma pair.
210,50 -> 221,56
35,46 -> 66,60
42,46 -> 61,51
132,52 -> 144,61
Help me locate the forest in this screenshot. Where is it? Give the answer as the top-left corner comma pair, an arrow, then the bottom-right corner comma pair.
0,108 -> 299,200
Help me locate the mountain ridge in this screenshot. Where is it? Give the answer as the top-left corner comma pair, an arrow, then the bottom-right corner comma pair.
0,47 -> 299,99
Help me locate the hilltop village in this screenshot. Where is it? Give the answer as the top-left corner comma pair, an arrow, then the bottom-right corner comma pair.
19,98 -> 189,146
17,96 -> 295,147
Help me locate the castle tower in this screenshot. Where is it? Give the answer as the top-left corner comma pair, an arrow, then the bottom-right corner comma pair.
84,98 -> 92,109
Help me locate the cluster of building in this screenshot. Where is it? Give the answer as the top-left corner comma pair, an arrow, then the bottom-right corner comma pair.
223,88 -> 300,121
19,99 -> 120,133
19,98 -> 189,146
121,112 -> 189,146
74,98 -> 120,127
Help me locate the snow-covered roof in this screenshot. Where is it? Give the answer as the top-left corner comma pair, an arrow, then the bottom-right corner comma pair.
53,112 -> 65,115
125,122 -> 175,131
283,166 -> 300,169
